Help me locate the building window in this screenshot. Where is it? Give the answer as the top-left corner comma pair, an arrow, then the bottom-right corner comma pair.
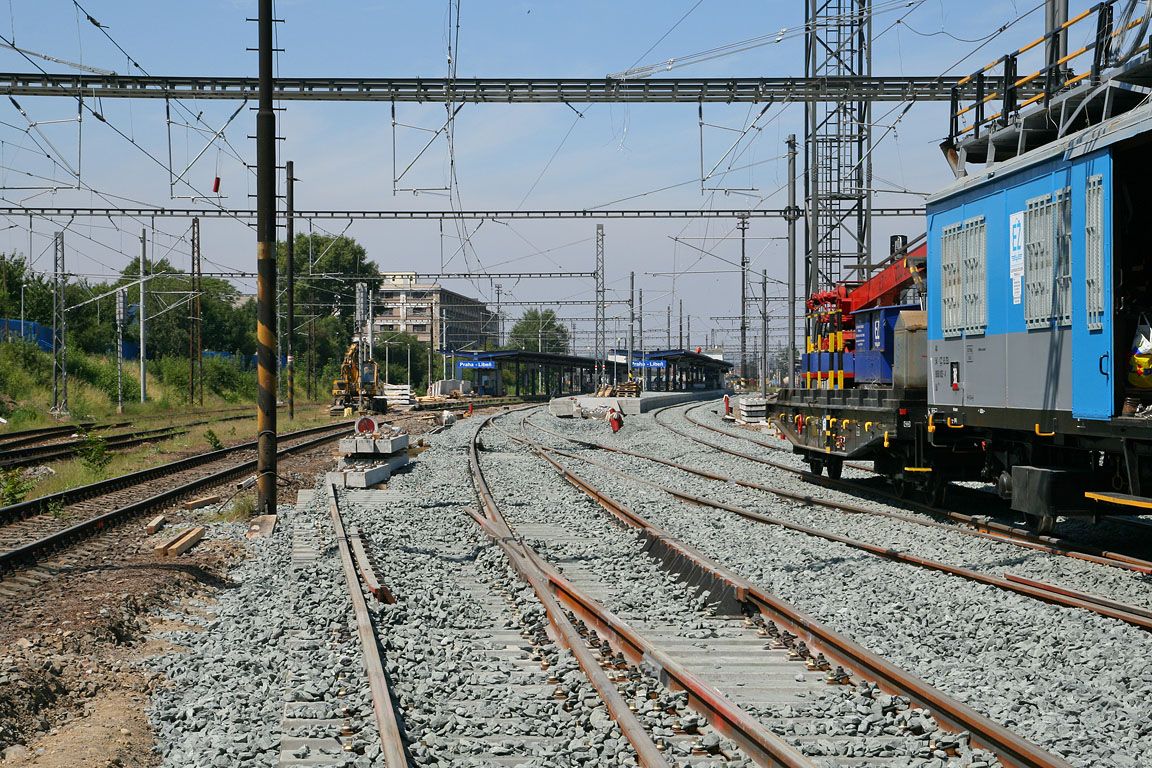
1024,188 -> 1071,329
381,291 -> 398,300
1085,175 -> 1105,331
940,215 -> 985,337
411,324 -> 427,333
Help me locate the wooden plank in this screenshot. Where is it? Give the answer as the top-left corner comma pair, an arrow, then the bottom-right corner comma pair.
153,526 -> 206,557
182,494 -> 221,510
165,526 -> 206,557
145,515 -> 166,535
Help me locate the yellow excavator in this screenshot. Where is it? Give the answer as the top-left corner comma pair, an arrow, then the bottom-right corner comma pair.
331,341 -> 388,414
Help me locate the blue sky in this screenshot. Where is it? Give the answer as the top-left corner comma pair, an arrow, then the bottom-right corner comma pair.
0,1 -> 1068,353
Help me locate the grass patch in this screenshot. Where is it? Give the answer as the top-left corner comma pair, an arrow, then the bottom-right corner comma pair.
207,493 -> 256,522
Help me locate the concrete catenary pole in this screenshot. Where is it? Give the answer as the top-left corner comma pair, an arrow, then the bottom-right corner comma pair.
139,228 -> 147,403
678,299 -> 684,349
639,289 -> 647,389
255,0 -> 279,515
761,269 -> 768,398
116,288 -> 125,414
785,134 -> 799,388
738,214 -> 749,380
627,271 -> 635,380
286,160 -> 295,420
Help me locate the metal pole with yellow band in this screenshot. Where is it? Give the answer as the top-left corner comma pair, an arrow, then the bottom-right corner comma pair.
255,0 -> 278,515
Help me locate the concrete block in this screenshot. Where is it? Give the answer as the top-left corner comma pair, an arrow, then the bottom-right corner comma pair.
341,453 -> 409,488
338,435 -> 409,455
325,471 -> 348,488
548,397 -> 580,418
245,514 -> 277,540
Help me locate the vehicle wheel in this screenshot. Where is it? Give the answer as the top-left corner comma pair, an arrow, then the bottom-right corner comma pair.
825,459 -> 843,480
891,477 -> 908,498
927,477 -> 948,507
808,457 -> 824,476
1024,513 -> 1056,535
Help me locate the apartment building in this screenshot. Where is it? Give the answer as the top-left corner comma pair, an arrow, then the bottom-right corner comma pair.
374,273 -> 498,352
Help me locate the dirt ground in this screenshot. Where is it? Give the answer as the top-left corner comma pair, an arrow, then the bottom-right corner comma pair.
0,448 -> 331,767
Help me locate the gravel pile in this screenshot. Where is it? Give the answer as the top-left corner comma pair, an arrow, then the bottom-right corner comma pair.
529,405 -> 1152,768
488,413 -> 998,768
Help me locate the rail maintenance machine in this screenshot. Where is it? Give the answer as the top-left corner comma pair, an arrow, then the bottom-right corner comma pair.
775,4 -> 1152,533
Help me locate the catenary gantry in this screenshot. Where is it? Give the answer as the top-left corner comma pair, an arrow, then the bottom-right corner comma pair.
0,72 -> 1034,103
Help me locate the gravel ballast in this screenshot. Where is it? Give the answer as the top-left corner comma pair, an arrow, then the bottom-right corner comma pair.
481,415 -> 1000,768
526,403 -> 1152,768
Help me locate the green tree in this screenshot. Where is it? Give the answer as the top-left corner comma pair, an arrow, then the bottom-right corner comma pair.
277,233 -> 381,392
507,309 -> 568,353
373,331 -> 429,391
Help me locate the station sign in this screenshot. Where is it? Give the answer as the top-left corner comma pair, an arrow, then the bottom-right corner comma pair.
631,359 -> 667,369
458,360 -> 496,369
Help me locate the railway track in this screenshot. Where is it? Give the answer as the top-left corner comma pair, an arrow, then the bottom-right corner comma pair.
320,427 -> 754,766
663,402 -> 1152,576
0,421 -> 351,579
0,413 -> 254,469
521,411 -> 1152,632
0,404 -> 255,447
475,410 -> 1070,768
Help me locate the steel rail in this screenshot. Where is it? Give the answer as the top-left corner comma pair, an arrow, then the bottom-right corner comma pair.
0,422 -> 108,447
0,423 -> 351,575
0,421 -> 348,526
468,415 -> 806,767
494,410 -> 1072,768
0,413 -> 257,469
664,404 -> 1152,575
525,412 -> 1144,564
325,484 -> 410,768
466,510 -> 676,768
0,425 -> 187,468
529,432 -> 1152,632
0,72 -> 1031,103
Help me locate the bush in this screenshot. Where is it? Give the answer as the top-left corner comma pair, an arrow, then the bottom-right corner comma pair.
155,358 -> 191,403
203,357 -> 255,402
67,354 -> 123,401
0,342 -> 49,400
77,432 -> 111,474
0,468 -> 33,506
204,429 -> 224,451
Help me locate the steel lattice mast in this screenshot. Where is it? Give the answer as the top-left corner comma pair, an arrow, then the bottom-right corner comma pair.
806,0 -> 873,294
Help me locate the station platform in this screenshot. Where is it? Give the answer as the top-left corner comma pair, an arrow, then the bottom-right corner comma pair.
549,389 -> 728,416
